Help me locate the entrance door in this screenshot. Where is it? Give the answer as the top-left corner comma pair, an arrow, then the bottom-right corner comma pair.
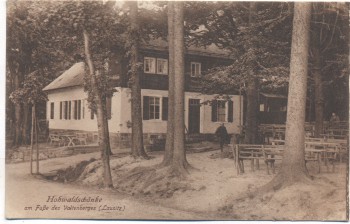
188,99 -> 200,133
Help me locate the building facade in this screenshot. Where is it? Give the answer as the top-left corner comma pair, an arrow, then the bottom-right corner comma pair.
43,41 -> 243,148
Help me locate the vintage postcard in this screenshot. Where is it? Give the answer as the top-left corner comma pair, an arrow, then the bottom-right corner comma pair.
5,1 -> 349,221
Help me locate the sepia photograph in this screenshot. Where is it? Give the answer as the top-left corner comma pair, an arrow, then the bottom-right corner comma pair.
4,1 -> 349,221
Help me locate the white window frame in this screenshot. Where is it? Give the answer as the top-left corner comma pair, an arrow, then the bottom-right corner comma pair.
191,62 -> 201,77
156,58 -> 168,75
216,100 -> 227,122
144,57 -> 156,73
148,96 -> 162,120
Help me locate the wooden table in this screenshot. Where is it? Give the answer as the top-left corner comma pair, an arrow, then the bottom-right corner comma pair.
60,134 -> 76,147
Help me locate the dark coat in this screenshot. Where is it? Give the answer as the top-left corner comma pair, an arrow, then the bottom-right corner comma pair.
215,126 -> 228,141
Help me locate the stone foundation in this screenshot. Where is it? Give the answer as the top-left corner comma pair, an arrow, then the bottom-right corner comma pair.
49,129 -> 219,149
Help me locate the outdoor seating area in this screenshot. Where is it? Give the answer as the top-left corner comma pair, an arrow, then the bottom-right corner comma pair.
231,142 -> 341,175
231,124 -> 348,175
259,121 -> 349,144
47,132 -> 91,147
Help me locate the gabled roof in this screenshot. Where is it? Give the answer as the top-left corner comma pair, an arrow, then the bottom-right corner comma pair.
260,92 -> 287,99
43,62 -> 85,91
141,38 -> 232,59
43,39 -> 231,92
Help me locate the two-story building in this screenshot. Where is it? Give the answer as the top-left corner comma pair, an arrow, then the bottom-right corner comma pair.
43,39 -> 243,148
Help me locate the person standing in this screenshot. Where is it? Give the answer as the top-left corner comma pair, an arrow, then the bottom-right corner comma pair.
330,112 -> 340,127
215,123 -> 228,153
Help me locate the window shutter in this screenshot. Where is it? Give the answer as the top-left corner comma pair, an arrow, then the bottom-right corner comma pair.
68,101 -> 71,120
228,100 -> 233,122
60,102 -> 62,119
91,109 -> 94,120
50,102 -> 54,119
78,100 -> 81,120
211,100 -> 217,122
64,101 -> 68,120
143,96 -> 150,120
162,97 -> 168,120
74,100 -> 77,120
106,97 -> 112,119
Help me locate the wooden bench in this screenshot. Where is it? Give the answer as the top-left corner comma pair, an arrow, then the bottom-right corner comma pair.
72,133 -> 88,145
48,134 -> 64,146
233,144 -> 326,175
272,139 -> 343,167
233,144 -> 279,175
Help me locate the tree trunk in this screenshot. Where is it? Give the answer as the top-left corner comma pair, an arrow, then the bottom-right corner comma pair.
30,104 -> 34,174
172,1 -> 189,174
35,105 -> 39,174
279,2 -> 312,183
161,1 -> 175,166
312,46 -> 324,137
260,3 -> 312,193
244,78 -> 258,143
244,2 -> 258,144
13,69 -> 23,146
129,1 -> 148,159
83,30 -> 113,188
22,102 -> 29,145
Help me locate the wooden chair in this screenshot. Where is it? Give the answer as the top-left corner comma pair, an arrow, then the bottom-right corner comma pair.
234,144 -> 274,175
48,134 -> 64,146
72,133 -> 87,145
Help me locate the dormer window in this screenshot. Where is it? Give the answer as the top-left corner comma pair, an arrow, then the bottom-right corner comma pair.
191,62 -> 201,77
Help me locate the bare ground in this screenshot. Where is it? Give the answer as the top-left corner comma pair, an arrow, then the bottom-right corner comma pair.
75,147 -> 347,220
6,145 -> 348,220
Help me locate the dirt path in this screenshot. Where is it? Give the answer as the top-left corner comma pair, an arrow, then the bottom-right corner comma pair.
5,151 -> 225,220
6,147 -> 347,221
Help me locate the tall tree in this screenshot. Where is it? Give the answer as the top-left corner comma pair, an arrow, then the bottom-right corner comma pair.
84,29 -> 113,188
45,1 -> 123,188
7,1 -> 80,147
265,2 -> 312,189
244,2 -> 258,144
185,2 -> 292,142
161,1 -> 175,166
310,3 -> 349,136
172,1 -> 188,174
128,1 -> 148,159
159,1 -> 189,175
9,70 -> 49,174
7,1 -> 34,146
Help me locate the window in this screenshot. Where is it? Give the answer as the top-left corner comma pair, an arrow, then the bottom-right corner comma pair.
50,102 -> 54,119
149,97 -> 160,120
143,96 -> 168,120
61,101 -> 72,120
211,100 -> 233,122
144,57 -> 156,73
259,103 -> 265,112
191,62 -> 201,77
73,100 -> 82,120
157,58 -> 168,75
144,57 -> 168,75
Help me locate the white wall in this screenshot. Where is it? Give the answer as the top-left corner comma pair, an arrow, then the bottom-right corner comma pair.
46,86 -> 121,133
116,87 -> 243,135
47,86 -> 243,135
